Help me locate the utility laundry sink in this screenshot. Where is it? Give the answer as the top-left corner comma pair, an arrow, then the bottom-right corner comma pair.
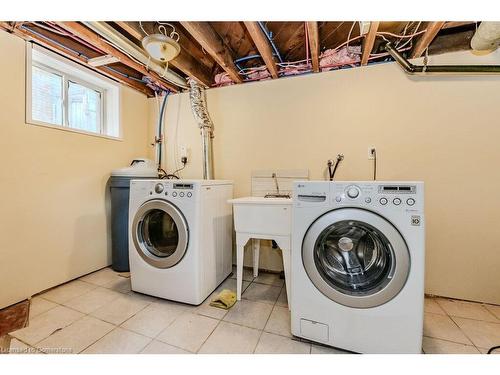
228,196 -> 293,305
228,196 -> 292,236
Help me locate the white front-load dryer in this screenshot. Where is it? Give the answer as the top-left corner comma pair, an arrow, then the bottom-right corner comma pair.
129,179 -> 233,305
291,181 -> 425,353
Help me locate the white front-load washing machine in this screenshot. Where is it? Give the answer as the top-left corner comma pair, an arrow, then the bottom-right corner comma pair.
129,179 -> 233,305
291,181 -> 425,353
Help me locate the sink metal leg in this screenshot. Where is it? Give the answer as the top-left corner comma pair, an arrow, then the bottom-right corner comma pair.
281,247 -> 292,311
236,241 -> 245,301
252,239 -> 260,278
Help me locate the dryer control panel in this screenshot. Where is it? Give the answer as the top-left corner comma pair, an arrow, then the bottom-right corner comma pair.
149,181 -> 195,199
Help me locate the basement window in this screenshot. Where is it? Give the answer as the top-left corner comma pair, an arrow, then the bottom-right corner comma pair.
26,43 -> 121,139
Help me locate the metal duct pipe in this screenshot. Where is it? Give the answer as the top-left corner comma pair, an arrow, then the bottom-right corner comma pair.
188,80 -> 214,180
471,22 -> 500,52
384,42 -> 500,74
82,22 -> 188,89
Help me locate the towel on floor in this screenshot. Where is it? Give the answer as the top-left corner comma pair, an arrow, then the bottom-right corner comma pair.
209,289 -> 236,310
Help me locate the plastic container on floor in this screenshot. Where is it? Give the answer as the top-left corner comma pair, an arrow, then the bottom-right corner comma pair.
109,159 -> 157,272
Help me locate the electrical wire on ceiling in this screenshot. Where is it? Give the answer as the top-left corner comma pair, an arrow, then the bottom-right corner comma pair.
214,25 -> 430,87
345,21 -> 357,50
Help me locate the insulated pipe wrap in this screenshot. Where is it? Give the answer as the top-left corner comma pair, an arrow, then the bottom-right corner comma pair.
471,22 -> 500,52
188,80 -> 214,180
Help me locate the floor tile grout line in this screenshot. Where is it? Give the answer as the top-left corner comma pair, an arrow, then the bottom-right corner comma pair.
153,275 -> 247,353
28,299 -> 60,320
152,306 -> 198,342
423,335 -> 479,347
447,315 -> 487,351
32,298 -> 118,352
194,315 -> 225,354
252,285 -> 281,354
76,323 -> 118,354
196,275 -> 275,354
33,285 -> 153,353
195,278 -> 257,354
434,298 -> 500,323
425,309 -> 500,324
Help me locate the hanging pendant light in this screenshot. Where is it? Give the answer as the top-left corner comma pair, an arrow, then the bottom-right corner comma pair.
141,22 -> 181,63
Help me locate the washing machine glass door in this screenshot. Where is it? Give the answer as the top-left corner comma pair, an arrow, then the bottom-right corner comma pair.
132,199 -> 189,269
302,208 -> 410,308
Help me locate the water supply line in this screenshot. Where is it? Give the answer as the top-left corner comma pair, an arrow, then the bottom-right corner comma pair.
82,22 -> 188,89
384,42 -> 500,74
188,80 -> 214,180
257,22 -> 284,63
327,154 -> 344,181
155,92 -> 169,176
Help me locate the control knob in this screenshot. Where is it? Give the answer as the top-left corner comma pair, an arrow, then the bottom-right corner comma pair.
154,183 -> 164,194
347,186 -> 359,199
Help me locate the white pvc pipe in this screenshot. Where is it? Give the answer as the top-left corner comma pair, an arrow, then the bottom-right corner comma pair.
83,22 -> 188,89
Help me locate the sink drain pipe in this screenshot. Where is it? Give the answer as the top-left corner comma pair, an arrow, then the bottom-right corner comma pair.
189,80 -> 214,180
384,42 -> 500,74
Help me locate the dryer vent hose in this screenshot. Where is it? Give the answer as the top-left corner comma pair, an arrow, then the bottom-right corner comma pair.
188,80 -> 214,180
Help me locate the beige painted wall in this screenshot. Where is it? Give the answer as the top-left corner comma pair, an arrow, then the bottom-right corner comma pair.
153,49 -> 500,305
0,30 -> 151,309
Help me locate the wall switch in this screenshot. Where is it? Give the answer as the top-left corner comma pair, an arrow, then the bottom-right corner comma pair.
368,147 -> 376,160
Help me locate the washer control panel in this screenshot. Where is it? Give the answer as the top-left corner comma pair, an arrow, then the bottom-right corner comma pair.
333,183 -> 419,209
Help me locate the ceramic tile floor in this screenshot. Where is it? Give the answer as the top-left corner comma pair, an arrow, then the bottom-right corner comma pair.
7,266 -> 500,354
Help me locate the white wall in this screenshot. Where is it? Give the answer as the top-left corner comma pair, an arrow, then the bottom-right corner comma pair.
153,49 -> 500,305
0,30 -> 151,309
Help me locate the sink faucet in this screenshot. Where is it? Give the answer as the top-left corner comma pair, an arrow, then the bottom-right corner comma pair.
265,172 -> 290,198
272,172 -> 280,196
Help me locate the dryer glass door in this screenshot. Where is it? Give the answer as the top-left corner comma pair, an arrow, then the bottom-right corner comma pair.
132,199 -> 189,269
302,208 -> 410,308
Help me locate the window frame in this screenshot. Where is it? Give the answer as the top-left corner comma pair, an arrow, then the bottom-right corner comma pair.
26,42 -> 121,140
65,75 -> 106,134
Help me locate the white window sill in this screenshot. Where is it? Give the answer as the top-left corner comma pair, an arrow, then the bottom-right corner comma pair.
26,119 -> 123,142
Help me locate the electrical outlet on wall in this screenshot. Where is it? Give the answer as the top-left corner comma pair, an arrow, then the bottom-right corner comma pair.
180,145 -> 189,164
368,147 -> 376,160
180,145 -> 188,158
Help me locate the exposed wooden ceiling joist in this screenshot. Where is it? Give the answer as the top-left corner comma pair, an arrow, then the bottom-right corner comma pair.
115,21 -> 142,40
243,21 -> 279,79
0,22 -> 154,96
361,22 -> 380,66
442,21 -> 476,30
306,22 -> 320,73
55,22 -> 179,92
2,20 -> 479,93
180,21 -> 243,83
114,21 -> 213,87
411,21 -> 446,58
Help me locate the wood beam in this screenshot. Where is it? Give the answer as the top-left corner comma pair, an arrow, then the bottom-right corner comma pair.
180,22 -> 242,83
0,22 -> 154,96
114,21 -> 213,87
115,21 -> 143,40
305,22 -> 320,73
55,22 -> 178,92
428,29 -> 475,55
243,21 -> 279,79
361,21 -> 380,66
411,21 -> 446,58
442,21 -> 476,30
